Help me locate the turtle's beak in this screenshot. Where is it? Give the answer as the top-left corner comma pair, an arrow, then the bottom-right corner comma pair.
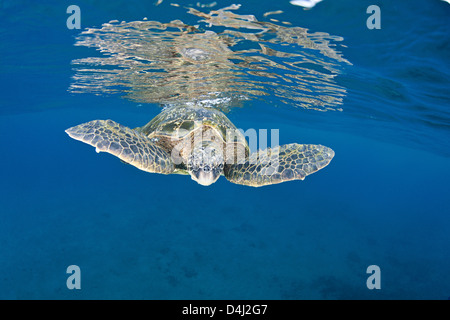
191,169 -> 220,186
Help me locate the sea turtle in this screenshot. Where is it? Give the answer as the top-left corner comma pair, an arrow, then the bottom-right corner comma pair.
65,105 -> 334,187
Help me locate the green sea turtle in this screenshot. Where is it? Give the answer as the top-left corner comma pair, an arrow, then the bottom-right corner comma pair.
65,105 -> 334,187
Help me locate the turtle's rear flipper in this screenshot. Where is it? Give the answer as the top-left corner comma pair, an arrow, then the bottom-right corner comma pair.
224,143 -> 334,187
65,119 -> 174,174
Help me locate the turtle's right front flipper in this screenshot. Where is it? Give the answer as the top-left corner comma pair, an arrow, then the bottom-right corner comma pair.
65,120 -> 174,174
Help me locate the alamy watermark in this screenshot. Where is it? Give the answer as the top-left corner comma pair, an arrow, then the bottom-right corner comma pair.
366,265 -> 381,290
367,5 -> 381,30
167,124 -> 281,169
66,265 -> 81,289
67,5 -> 81,30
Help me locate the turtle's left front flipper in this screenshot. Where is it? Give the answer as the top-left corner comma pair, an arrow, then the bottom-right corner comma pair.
224,143 -> 334,187
65,120 -> 174,174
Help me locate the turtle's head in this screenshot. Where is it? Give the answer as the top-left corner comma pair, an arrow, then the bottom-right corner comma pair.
187,144 -> 224,186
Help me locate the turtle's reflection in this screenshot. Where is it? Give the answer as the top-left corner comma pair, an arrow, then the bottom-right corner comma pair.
70,4 -> 350,111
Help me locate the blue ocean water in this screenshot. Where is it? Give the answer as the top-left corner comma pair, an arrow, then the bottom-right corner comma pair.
0,0 -> 449,299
